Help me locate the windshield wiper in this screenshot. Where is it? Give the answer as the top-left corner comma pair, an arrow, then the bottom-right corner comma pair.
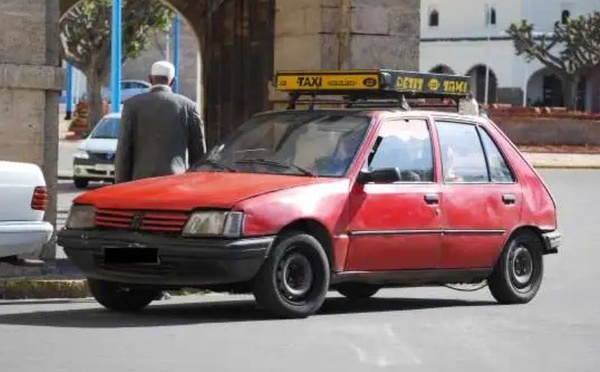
203,158 -> 237,172
235,158 -> 316,177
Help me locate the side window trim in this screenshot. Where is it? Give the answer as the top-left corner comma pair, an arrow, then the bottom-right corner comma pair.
368,116 -> 437,184
475,125 -> 518,184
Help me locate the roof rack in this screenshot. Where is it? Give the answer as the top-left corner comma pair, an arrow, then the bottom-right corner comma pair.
273,69 -> 483,116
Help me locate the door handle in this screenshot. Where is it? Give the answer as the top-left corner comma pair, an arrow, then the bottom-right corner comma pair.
424,193 -> 439,205
502,193 -> 516,204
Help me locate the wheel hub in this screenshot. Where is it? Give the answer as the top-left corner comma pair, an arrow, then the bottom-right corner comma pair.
279,252 -> 313,301
511,245 -> 533,285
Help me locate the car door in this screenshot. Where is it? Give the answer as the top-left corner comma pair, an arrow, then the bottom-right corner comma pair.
434,118 -> 522,269
345,117 -> 443,271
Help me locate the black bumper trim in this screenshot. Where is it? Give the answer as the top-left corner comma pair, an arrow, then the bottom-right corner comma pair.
541,231 -> 561,255
57,229 -> 275,287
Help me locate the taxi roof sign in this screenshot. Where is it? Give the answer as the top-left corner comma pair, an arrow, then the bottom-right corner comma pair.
275,69 -> 471,99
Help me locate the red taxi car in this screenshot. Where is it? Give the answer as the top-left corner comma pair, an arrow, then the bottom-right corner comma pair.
58,69 -> 561,318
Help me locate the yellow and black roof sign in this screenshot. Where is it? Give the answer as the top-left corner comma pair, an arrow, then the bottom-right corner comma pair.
275,69 -> 471,98
276,70 -> 381,91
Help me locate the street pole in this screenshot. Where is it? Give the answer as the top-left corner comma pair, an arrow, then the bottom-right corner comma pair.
166,30 -> 171,62
110,0 -> 122,113
484,4 -> 491,105
522,0 -> 532,107
173,14 -> 181,93
65,62 -> 74,120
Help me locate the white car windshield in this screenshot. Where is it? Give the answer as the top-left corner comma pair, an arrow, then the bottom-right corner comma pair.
192,111 -> 371,177
90,117 -> 120,139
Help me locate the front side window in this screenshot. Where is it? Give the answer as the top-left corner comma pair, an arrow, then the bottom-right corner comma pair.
193,112 -> 371,177
90,117 -> 120,139
436,120 -> 488,183
366,119 -> 434,182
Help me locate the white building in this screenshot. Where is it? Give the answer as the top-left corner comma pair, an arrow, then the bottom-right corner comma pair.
420,0 -> 600,111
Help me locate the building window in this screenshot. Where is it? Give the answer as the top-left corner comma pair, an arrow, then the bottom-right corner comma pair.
429,10 -> 439,27
490,7 -> 497,25
561,10 -> 570,24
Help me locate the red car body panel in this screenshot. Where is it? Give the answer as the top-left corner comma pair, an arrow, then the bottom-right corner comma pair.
70,109 -> 558,277
74,172 -> 337,211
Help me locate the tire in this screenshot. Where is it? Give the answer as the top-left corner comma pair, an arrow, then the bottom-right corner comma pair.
87,278 -> 160,312
252,231 -> 330,318
337,283 -> 380,300
488,230 -> 544,304
74,178 -> 89,189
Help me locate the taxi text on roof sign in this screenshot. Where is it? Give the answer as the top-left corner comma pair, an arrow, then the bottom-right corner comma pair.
275,69 -> 471,97
276,70 -> 381,91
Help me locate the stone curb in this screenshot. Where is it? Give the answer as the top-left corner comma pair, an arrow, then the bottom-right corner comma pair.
0,278 -> 208,300
0,279 -> 90,300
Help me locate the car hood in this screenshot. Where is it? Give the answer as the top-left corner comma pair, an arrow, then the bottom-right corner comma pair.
74,171 -> 339,210
79,138 -> 118,153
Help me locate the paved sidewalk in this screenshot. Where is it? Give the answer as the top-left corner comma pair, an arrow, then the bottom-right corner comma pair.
522,152 -> 600,169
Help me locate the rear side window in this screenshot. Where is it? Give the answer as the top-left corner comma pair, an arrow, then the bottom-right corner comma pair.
436,121 -> 488,183
478,128 -> 515,183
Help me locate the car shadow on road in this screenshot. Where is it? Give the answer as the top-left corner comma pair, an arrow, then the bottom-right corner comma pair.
0,296 -> 496,329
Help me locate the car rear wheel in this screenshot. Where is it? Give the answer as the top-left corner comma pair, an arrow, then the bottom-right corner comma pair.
337,283 -> 380,300
74,178 -> 89,189
87,278 -> 160,312
252,231 -> 330,319
488,230 -> 544,304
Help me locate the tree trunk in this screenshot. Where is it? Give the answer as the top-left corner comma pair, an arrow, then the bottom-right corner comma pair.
86,70 -> 105,129
562,75 -> 580,111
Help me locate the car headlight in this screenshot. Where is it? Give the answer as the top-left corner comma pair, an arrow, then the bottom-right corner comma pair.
182,211 -> 244,238
66,205 -> 96,229
74,150 -> 89,160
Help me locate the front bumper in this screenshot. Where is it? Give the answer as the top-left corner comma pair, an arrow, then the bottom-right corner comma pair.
73,158 -> 115,180
57,229 -> 275,287
541,231 -> 561,255
0,221 -> 54,258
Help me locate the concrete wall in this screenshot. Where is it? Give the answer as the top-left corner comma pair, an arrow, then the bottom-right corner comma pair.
0,0 -> 63,260
490,109 -> 600,146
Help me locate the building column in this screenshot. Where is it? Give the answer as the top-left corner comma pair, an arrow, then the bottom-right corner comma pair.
0,0 -> 64,261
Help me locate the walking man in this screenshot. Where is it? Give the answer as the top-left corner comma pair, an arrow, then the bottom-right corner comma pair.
115,60 -> 206,184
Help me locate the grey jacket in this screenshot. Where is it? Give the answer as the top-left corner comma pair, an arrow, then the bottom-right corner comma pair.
115,85 -> 206,183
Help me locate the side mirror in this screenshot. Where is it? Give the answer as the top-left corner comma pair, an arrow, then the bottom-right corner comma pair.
357,168 -> 402,184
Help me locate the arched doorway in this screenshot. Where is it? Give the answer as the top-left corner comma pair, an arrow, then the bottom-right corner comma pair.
60,0 -> 275,147
466,64 -> 497,104
527,68 -> 588,109
429,64 -> 455,75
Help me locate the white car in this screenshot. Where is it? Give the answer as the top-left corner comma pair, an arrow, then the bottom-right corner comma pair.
0,161 -> 53,261
73,113 -> 120,189
102,79 -> 151,103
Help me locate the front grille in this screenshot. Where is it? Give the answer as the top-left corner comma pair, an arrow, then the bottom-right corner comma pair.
88,152 -> 115,164
94,209 -> 188,234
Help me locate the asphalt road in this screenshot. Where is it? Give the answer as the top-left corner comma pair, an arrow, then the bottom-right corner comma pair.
3,169 -> 598,372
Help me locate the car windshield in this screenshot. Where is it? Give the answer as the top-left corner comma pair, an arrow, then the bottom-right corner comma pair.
90,117 -> 119,139
192,111 -> 371,177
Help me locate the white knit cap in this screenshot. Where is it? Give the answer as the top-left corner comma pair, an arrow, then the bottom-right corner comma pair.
151,60 -> 175,81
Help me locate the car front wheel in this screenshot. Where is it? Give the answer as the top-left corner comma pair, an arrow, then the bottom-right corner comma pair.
488,230 -> 544,304
87,278 -> 160,312
74,178 -> 88,189
252,231 -> 330,319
